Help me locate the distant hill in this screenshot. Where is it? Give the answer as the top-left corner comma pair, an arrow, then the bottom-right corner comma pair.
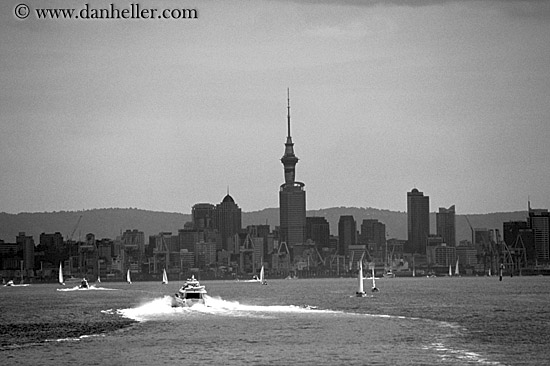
0,207 -> 529,244
245,207 -> 528,242
0,208 -> 189,242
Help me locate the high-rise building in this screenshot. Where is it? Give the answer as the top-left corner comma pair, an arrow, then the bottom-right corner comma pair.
306,217 -> 330,249
407,188 -> 430,255
16,232 -> 35,271
192,203 -> 215,230
338,215 -> 356,257
528,204 -> 550,262
214,194 -> 242,251
279,90 -> 306,256
360,219 -> 386,257
436,205 -> 456,247
503,221 -> 536,264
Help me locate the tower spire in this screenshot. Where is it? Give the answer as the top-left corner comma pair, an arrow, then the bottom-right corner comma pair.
281,88 -> 299,185
287,88 -> 291,138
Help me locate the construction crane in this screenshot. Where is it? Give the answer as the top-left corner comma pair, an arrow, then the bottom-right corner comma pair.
65,215 -> 82,273
465,216 -> 474,246
465,215 -> 493,275
68,215 -> 83,242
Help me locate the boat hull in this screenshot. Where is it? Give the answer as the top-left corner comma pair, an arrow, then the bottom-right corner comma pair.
171,295 -> 205,307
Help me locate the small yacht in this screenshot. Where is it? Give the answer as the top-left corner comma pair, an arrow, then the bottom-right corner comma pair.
172,275 -> 207,307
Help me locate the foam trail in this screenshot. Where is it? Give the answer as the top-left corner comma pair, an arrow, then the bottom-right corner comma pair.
57,285 -> 118,292
112,294 -> 338,322
115,296 -> 177,321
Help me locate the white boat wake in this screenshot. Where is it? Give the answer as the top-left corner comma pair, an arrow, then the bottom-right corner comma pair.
109,295 -> 333,322
57,285 -> 118,292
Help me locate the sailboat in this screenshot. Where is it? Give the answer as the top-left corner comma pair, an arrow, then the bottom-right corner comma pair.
96,260 -> 101,284
126,269 -> 132,284
371,267 -> 379,292
259,265 -> 267,285
59,262 -> 65,285
448,264 -> 452,276
355,261 -> 367,297
19,260 -> 25,284
454,259 -> 460,276
162,268 -> 168,285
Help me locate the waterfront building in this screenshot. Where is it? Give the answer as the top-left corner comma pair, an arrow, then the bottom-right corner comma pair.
16,232 -> 35,272
279,90 -> 306,258
436,205 -> 456,247
39,232 -> 64,250
456,245 -> 478,273
407,188 -> 430,255
503,221 -> 535,264
426,235 -> 444,265
528,205 -> 550,263
433,244 -> 456,268
195,241 -> 217,269
121,229 -> 145,254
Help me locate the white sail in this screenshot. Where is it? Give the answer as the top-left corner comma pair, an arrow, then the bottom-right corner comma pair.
162,268 -> 168,284
59,262 -> 65,285
259,266 -> 264,282
97,260 -> 101,283
127,269 -> 132,284
449,264 -> 452,276
455,259 -> 459,276
357,261 -> 364,295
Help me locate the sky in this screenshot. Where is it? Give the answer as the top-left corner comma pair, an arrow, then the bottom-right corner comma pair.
1,0 -> 549,215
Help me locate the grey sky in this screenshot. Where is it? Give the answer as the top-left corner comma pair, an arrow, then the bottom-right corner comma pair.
1,0 -> 549,215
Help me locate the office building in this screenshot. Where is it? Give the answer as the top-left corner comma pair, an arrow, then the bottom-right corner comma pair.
436,205 -> 456,247
306,216 -> 330,249
528,205 -> 550,262
360,219 -> 386,258
407,188 -> 430,255
214,194 -> 242,251
16,232 -> 35,271
338,215 -> 356,257
192,203 -> 215,230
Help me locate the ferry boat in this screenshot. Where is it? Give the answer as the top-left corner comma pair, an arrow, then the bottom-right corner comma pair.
171,275 -> 207,307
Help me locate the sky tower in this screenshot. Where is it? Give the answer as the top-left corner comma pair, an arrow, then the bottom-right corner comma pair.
279,89 -> 306,258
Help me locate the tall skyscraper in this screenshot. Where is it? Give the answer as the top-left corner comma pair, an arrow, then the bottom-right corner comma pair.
436,205 -> 456,247
306,216 -> 330,249
279,90 -> 306,256
16,232 -> 35,271
338,215 -> 356,257
407,188 -> 430,255
528,203 -> 549,262
360,219 -> 386,255
192,203 -> 215,230
214,194 -> 242,251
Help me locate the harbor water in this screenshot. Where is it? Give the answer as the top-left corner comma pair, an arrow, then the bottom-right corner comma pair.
1,276 -> 549,365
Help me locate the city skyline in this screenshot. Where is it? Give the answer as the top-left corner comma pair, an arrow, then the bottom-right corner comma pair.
1,0 -> 549,215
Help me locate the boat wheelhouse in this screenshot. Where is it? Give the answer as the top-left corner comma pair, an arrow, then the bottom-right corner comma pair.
171,275 -> 207,307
